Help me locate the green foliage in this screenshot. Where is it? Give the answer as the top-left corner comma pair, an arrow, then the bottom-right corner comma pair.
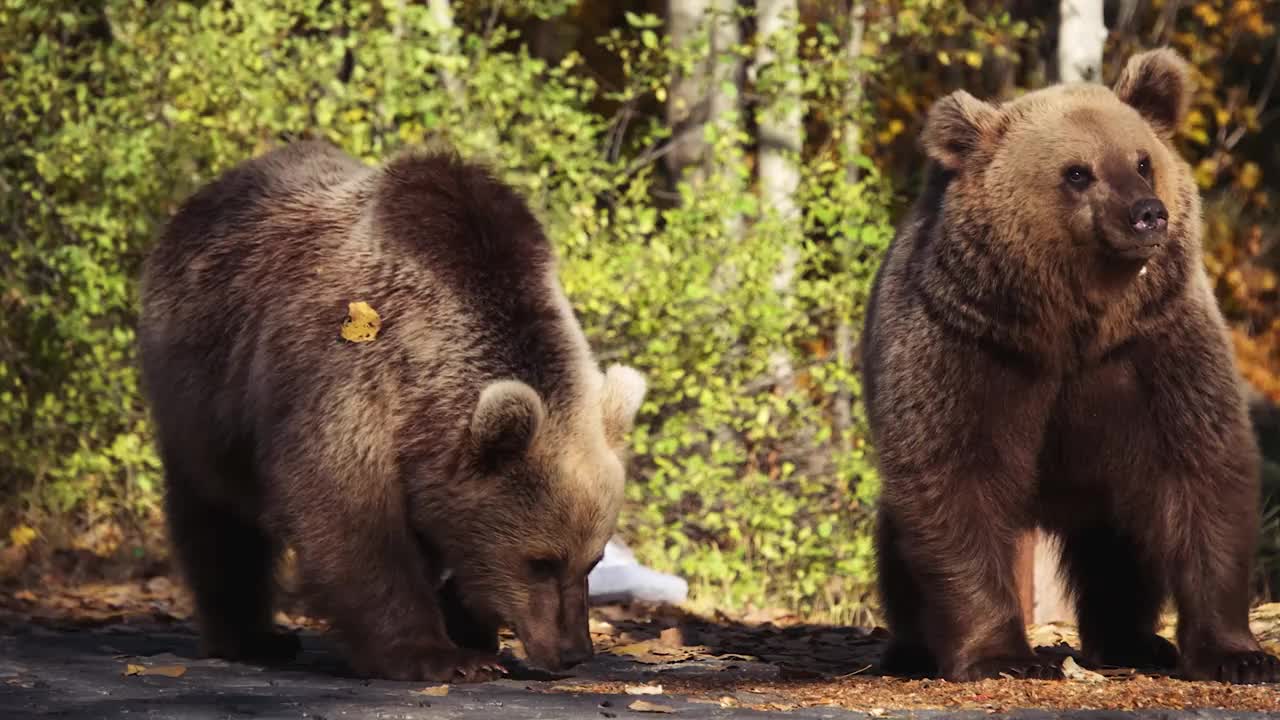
0,1 -> 892,616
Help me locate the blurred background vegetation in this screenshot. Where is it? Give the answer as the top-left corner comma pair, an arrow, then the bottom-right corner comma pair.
2,0 -> 1278,623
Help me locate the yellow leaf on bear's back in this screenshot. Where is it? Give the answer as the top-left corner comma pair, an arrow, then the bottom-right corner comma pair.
341,301 -> 381,343
8,525 -> 36,548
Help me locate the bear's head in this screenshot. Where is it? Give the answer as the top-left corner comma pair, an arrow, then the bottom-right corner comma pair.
921,48 -> 1197,275
439,363 -> 646,671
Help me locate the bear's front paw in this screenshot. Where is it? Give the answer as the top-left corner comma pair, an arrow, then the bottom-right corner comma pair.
356,647 -> 508,683
949,656 -> 1065,681
201,630 -> 301,664
1182,650 -> 1280,684
878,641 -> 937,677
1087,632 -> 1179,670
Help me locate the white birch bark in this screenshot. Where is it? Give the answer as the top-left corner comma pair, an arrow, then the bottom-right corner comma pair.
428,0 -> 464,102
835,2 -> 866,440
1058,0 -> 1107,83
755,0 -> 803,387
666,0 -> 742,188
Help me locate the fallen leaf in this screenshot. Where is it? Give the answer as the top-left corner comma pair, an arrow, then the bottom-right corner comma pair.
12,590 -> 35,603
415,684 -> 450,696
124,664 -> 187,678
608,639 -> 710,664
340,301 -> 381,343
628,699 -> 675,713
610,641 -> 658,656
1061,656 -> 1105,683
659,627 -> 684,647
625,684 -> 664,695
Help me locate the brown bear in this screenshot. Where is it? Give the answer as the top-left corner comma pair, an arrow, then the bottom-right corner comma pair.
138,140 -> 647,682
860,48 -> 1280,684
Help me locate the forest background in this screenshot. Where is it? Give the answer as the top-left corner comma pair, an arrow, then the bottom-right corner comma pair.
2,0 -> 1279,624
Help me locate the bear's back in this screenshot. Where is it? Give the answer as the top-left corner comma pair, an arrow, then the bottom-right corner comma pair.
139,142 -> 591,496
148,141 -> 366,271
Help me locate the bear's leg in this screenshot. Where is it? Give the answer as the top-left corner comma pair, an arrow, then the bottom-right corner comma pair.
1165,484 -> 1280,684
881,491 -> 1063,682
875,508 -> 937,676
439,578 -> 500,654
277,463 -> 505,683
165,478 -> 299,663
1057,527 -> 1177,671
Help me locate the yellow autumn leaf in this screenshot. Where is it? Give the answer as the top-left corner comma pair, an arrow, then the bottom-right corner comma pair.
340,301 -> 381,343
1193,2 -> 1221,27
629,700 -> 676,714
1243,12 -> 1267,36
937,50 -> 951,66
1194,158 -> 1217,189
8,525 -> 36,548
124,664 -> 187,678
415,685 -> 450,696
1238,162 -> 1261,191
964,51 -> 983,69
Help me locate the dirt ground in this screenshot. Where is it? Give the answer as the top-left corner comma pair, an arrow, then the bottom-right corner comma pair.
1,576 -> 1278,717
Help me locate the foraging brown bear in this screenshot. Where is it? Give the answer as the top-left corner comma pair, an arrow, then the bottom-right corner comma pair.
861,48 -> 1280,684
138,141 -> 647,682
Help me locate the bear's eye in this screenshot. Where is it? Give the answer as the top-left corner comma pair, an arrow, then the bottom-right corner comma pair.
528,557 -> 561,578
1137,155 -> 1152,179
1063,165 -> 1094,189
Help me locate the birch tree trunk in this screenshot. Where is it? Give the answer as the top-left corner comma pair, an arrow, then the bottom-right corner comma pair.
755,0 -> 802,224
834,1 -> 866,442
754,0 -> 804,389
1057,0 -> 1107,82
666,0 -> 742,188
428,0 -> 464,102
1026,0 -> 1110,625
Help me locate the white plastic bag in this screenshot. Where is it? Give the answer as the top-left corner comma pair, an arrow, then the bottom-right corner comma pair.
587,538 -> 688,605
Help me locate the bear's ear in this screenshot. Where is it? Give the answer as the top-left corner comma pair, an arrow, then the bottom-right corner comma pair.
470,380 -> 545,466
600,364 -> 646,449
920,90 -> 1001,171
1112,48 -> 1193,138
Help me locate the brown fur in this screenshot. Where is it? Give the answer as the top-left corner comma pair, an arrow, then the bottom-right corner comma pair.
138,141 -> 646,681
861,49 -> 1279,684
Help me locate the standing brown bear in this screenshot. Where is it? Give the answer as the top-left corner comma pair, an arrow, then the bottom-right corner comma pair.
861,48 -> 1280,684
138,141 -> 647,682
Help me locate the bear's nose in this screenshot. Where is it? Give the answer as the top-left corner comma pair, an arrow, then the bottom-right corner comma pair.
1129,198 -> 1168,234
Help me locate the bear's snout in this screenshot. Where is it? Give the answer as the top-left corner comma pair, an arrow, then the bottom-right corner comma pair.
1129,197 -> 1168,235
518,624 -> 593,671
557,636 -> 594,669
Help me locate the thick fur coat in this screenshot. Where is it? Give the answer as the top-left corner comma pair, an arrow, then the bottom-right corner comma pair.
861,49 -> 1279,684
139,141 -> 646,681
